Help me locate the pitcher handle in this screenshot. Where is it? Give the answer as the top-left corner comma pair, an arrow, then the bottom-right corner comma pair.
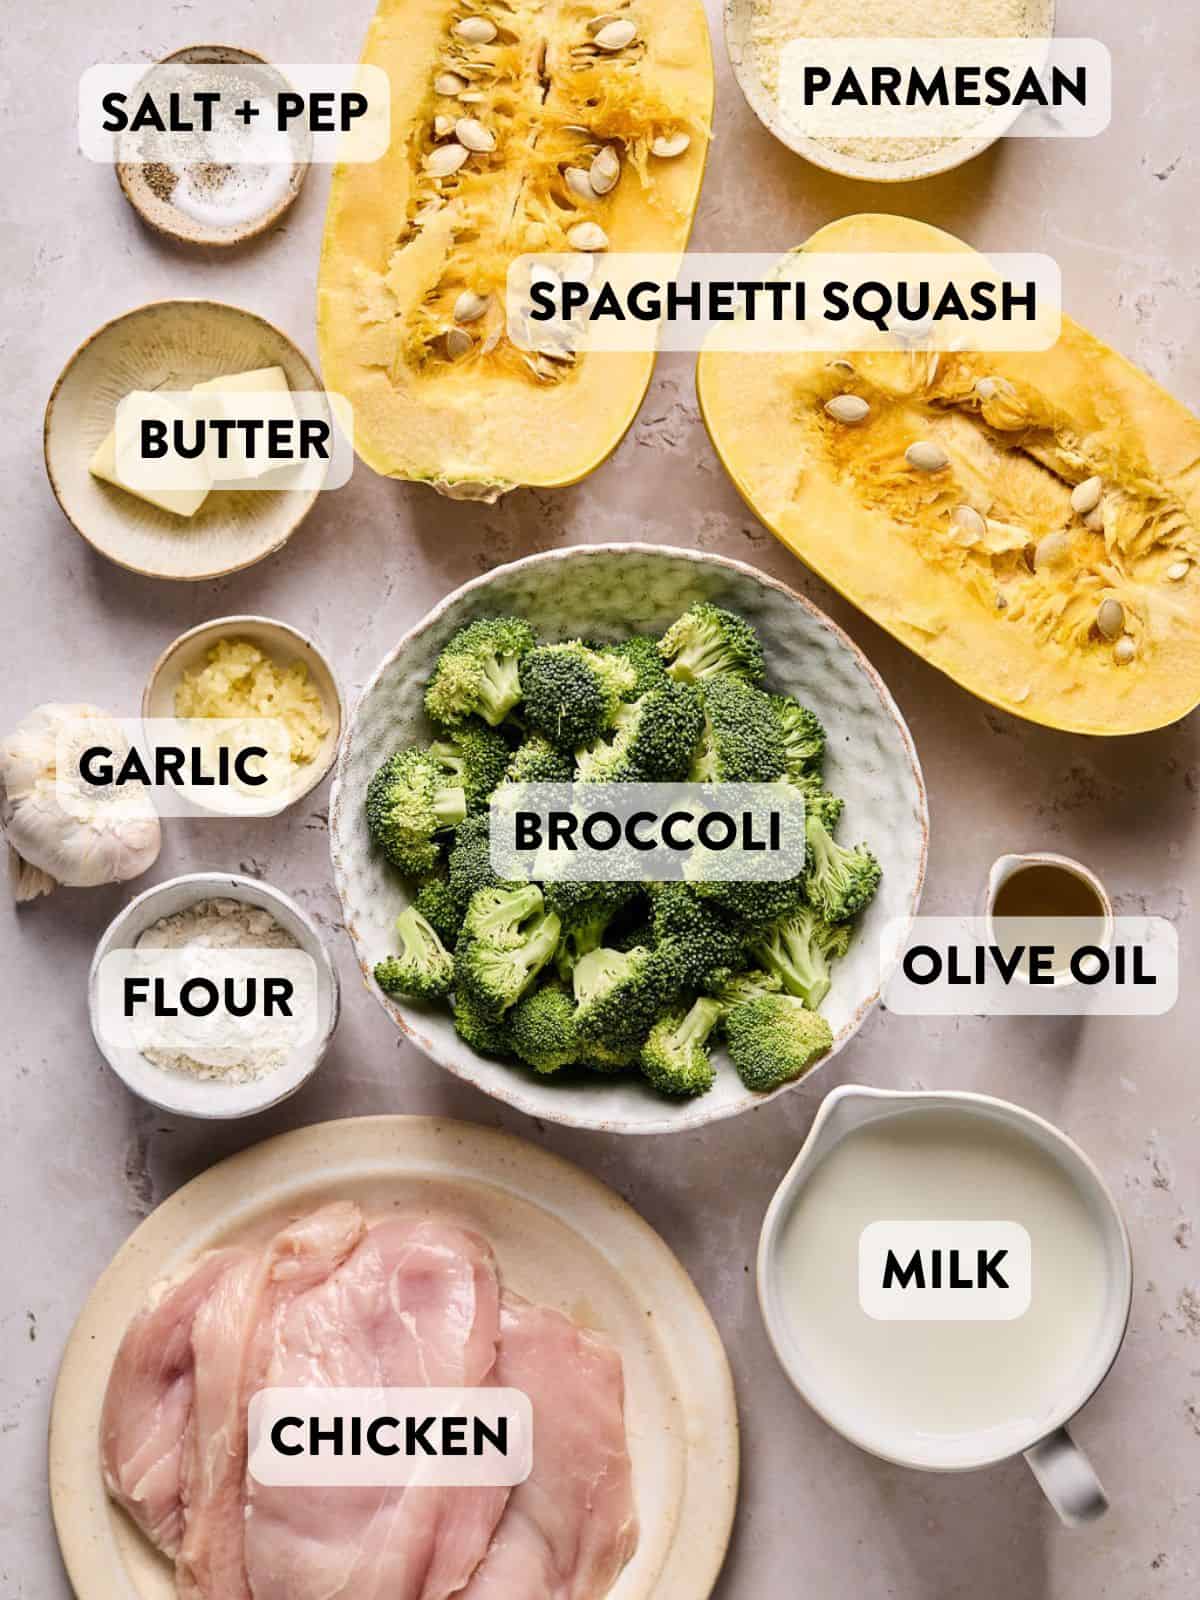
1024,1426 -> 1109,1527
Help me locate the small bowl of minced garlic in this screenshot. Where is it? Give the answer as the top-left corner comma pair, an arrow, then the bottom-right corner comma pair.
143,615 -> 343,818
88,873 -> 340,1118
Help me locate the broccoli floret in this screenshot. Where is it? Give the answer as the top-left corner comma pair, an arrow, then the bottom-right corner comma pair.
428,720 -> 510,813
412,874 -> 465,947
452,987 -> 516,1058
374,907 -> 454,1001
462,883 -> 545,950
705,966 -> 784,1012
724,994 -> 834,1092
511,984 -> 580,1074
424,616 -> 537,728
639,998 -> 721,1098
689,872 -> 808,931
504,734 -> 576,785
576,681 -> 704,784
580,1041 -> 638,1074
689,675 -> 786,784
366,748 -> 467,875
659,602 -> 766,687
796,776 -> 844,831
599,635 -> 670,699
805,812 -> 882,923
455,887 -> 561,1013
572,945 -> 675,1054
518,642 -> 636,750
447,813 -> 503,906
545,882 -> 640,980
752,905 -> 852,1010
650,883 -> 746,990
771,695 -> 826,780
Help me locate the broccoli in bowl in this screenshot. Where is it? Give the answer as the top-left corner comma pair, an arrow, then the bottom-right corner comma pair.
364,601 -> 883,1102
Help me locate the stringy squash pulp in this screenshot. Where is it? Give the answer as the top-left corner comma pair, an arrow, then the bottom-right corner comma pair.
319,1 -> 713,500
697,215 -> 1200,736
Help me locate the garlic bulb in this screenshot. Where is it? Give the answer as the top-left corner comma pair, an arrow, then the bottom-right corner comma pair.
0,704 -> 161,903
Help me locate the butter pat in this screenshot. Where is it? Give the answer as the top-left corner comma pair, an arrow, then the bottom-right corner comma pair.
191,366 -> 298,484
89,391 -> 212,519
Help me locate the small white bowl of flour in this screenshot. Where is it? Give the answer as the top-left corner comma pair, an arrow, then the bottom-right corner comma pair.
89,873 -> 340,1118
726,0 -> 1055,181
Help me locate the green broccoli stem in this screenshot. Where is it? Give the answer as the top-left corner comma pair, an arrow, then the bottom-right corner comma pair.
434,785 -> 468,830
477,656 -> 523,724
676,996 -> 722,1047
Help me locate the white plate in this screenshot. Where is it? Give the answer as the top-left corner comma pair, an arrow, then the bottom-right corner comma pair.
330,544 -> 929,1134
49,1116 -> 739,1600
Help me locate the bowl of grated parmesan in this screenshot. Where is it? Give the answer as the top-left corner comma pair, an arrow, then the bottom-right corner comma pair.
726,0 -> 1056,182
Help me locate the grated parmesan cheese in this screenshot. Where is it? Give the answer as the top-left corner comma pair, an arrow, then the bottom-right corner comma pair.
751,0 -> 1054,167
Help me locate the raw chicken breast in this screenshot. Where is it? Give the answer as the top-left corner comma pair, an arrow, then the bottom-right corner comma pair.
100,1248 -> 248,1558
242,1215 -> 508,1600
458,1295 -> 638,1600
100,1204 -> 638,1600
176,1202 -> 367,1600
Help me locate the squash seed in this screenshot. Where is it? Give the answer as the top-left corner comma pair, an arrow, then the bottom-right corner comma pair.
455,17 -> 498,44
1034,532 -> 1071,570
434,115 -> 455,138
1071,475 -> 1103,515
588,12 -> 625,31
435,72 -> 468,95
568,221 -> 608,251
824,394 -> 869,424
1114,637 -> 1137,665
1096,598 -> 1125,639
455,117 -> 496,152
1166,560 -> 1191,581
1082,507 -> 1104,532
565,167 -> 595,201
454,290 -> 490,323
975,376 -> 1015,400
906,441 -> 949,472
651,132 -> 691,158
952,505 -> 987,541
444,327 -> 473,359
590,146 -> 621,194
594,19 -> 637,49
827,357 -> 855,373
426,143 -> 469,176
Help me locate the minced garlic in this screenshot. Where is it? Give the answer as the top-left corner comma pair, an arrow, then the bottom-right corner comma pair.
175,638 -> 330,765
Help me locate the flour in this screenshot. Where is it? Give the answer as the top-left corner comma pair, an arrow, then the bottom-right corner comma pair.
134,897 -> 300,1082
751,0 -> 1054,166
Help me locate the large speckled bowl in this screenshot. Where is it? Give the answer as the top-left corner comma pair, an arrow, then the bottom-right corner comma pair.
330,546 -> 928,1134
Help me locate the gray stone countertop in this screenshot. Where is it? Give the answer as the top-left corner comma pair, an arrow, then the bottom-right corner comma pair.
2,1 -> 1197,1595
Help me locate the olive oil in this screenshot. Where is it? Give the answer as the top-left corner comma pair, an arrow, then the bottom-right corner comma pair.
992,862 -> 1105,922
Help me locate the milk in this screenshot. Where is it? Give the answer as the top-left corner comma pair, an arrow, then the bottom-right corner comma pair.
773,1107 -> 1115,1467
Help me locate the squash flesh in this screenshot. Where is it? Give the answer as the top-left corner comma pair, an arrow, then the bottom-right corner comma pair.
319,1 -> 713,497
697,215 -> 1200,736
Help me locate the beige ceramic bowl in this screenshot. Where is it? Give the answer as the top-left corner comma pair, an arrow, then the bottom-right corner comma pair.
723,0 -> 1057,183
44,300 -> 330,580
143,614 -> 343,815
331,544 -> 929,1135
115,46 -> 309,247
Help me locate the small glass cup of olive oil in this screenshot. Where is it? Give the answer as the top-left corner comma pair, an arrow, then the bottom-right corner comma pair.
985,853 -> 1113,987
